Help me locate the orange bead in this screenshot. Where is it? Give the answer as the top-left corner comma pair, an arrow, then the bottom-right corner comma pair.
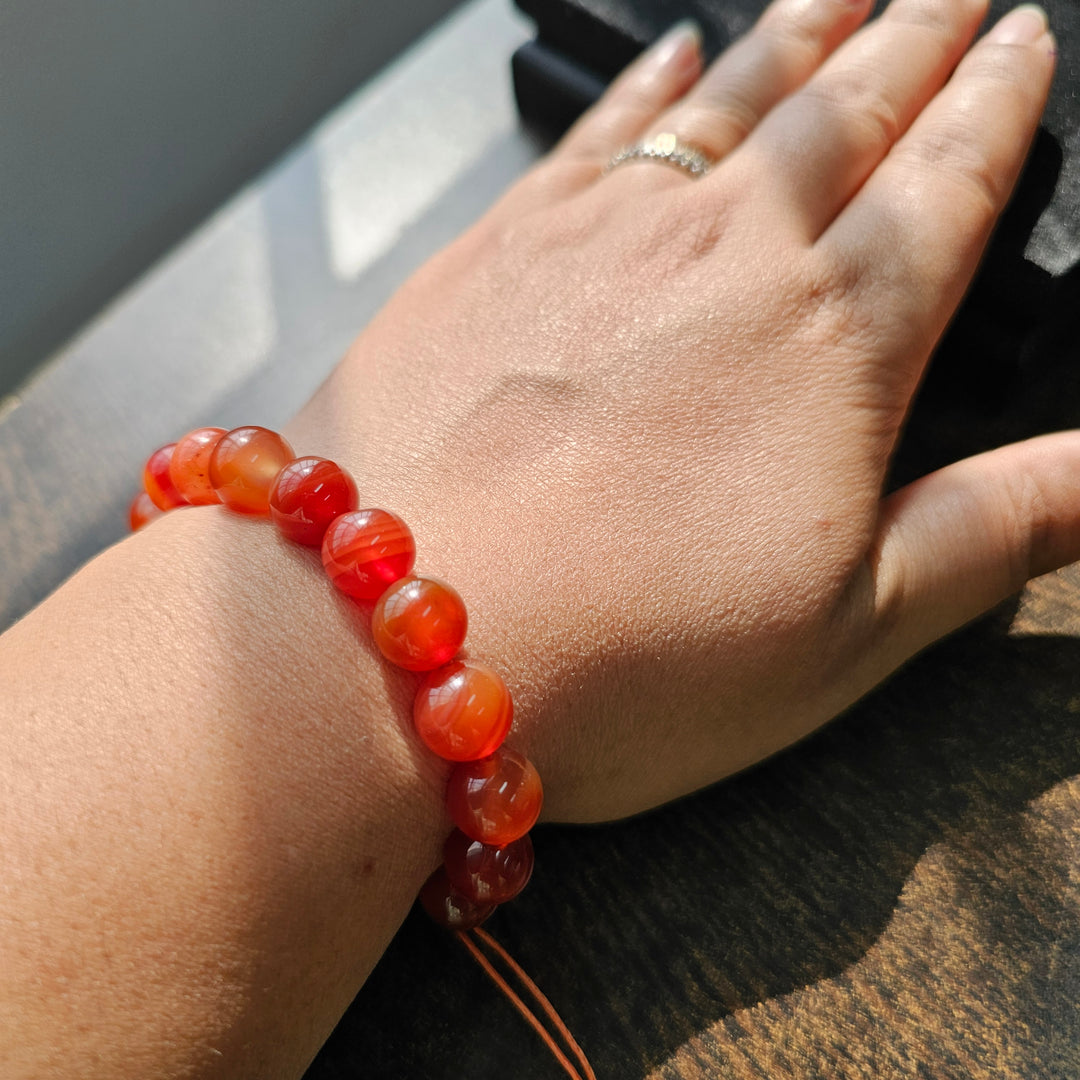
169,427 -> 226,505
414,661 -> 513,761
418,866 -> 496,930
445,748 -> 543,846
444,829 -> 534,904
209,426 -> 295,514
371,576 -> 467,671
129,491 -> 163,531
270,457 -> 359,546
322,509 -> 415,598
142,443 -> 187,510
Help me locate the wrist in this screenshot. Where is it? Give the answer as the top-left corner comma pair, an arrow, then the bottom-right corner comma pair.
1,503 -> 449,1078
136,502 -> 452,862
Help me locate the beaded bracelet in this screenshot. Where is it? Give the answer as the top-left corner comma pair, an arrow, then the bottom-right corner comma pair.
131,424 -> 541,930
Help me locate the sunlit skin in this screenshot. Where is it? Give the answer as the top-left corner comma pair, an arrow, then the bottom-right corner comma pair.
0,1 -> 1073,1076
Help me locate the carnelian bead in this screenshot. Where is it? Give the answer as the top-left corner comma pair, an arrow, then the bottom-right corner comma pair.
414,661 -> 513,761
418,866 -> 496,930
209,426 -> 295,514
322,509 -> 415,598
142,443 -> 187,510
445,748 -> 543,846
169,427 -> 226,505
129,491 -> 163,531
270,457 -> 359,546
444,829 -> 534,905
371,576 -> 465,670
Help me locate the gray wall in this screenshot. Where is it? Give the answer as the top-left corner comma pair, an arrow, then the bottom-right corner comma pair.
0,0 -> 464,398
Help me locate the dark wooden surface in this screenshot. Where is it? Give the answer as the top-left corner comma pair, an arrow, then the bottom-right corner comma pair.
2,1 -> 1079,1076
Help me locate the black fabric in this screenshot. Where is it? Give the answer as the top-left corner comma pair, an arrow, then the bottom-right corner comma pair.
512,41 -> 609,139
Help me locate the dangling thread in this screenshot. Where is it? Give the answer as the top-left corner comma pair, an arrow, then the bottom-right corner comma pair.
456,926 -> 597,1080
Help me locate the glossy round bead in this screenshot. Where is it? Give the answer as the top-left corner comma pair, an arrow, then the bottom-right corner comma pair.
209,426 -> 295,514
322,509 -> 415,599
371,576 -> 466,671
414,661 -> 513,761
129,491 -> 163,531
445,748 -> 543,846
418,866 -> 496,930
270,457 -> 359,546
142,443 -> 187,510
169,427 -> 226,505
444,829 -> 534,905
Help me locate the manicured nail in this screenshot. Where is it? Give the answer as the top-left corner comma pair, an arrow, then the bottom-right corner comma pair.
988,4 -> 1048,45
650,19 -> 704,71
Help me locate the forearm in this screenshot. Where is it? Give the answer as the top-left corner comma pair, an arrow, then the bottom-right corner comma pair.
0,505 -> 447,1079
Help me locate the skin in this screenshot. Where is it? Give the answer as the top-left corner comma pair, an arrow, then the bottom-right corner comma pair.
0,0 -> 1073,1075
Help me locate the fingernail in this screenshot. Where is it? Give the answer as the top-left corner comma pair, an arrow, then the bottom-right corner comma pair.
649,19 -> 704,71
987,4 -> 1048,45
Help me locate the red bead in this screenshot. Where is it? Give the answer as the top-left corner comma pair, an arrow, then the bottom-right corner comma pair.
142,443 -> 187,510
371,576 -> 466,671
129,491 -> 163,532
322,509 -> 415,599
444,829 -> 534,904
414,661 -> 513,761
169,427 -> 226,505
270,457 -> 359,546
209,426 -> 295,514
445,748 -> 543,846
418,866 -> 496,930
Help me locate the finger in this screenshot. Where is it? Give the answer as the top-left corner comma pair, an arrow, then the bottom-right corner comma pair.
549,21 -> 704,176
820,6 -> 1054,396
641,0 -> 873,168
866,432 -> 1080,672
733,0 -> 989,240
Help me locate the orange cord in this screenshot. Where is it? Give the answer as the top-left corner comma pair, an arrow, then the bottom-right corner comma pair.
456,926 -> 597,1080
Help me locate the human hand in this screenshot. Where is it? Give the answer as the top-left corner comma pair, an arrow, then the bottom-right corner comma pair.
286,0 -> 1072,824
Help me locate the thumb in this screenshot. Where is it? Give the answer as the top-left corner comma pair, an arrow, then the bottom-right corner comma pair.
867,431 -> 1080,668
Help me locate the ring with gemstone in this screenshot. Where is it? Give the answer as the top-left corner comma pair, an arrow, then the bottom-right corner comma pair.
605,132 -> 712,179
